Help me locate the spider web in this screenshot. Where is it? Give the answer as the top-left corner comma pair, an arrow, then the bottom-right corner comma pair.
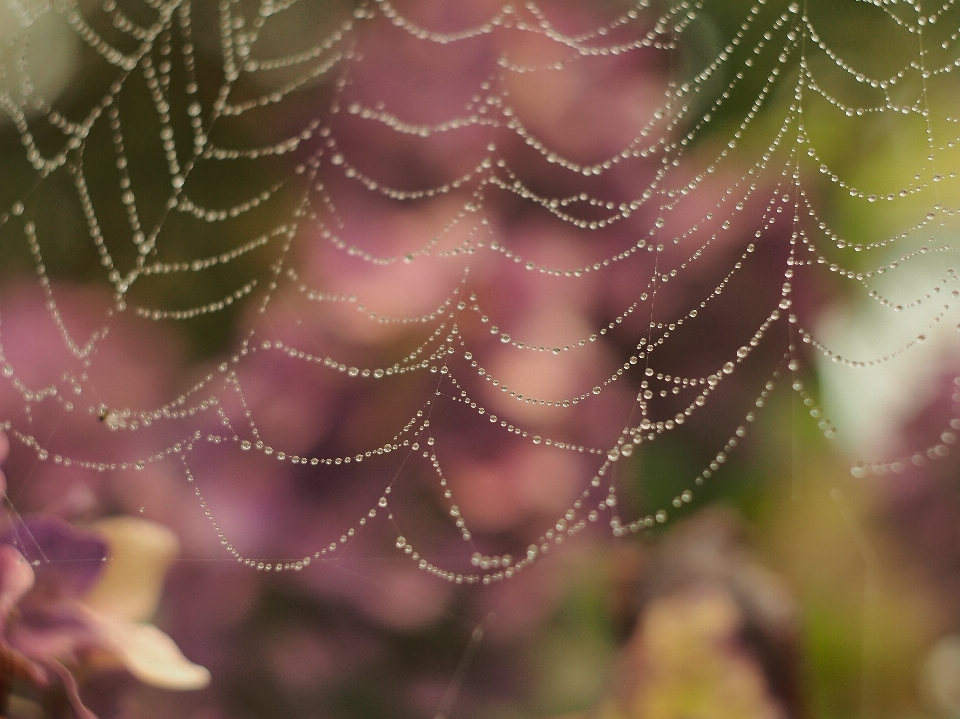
1,0 -> 960,711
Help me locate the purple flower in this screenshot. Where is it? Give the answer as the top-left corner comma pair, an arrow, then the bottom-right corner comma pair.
0,435 -> 209,717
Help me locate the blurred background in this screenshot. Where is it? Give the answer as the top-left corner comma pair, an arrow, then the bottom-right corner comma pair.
2,1 -> 960,718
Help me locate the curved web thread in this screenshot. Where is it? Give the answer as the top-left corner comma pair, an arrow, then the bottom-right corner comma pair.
0,0 -> 957,587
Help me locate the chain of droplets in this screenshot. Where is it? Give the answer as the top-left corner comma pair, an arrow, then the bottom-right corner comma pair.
284,267 -> 472,325
9,423 -> 205,474
860,269 -> 960,312
362,129 -> 793,420
343,0 -> 755,179
312,146 -> 491,266
852,0 -> 954,35
22,222 -> 107,361
794,221 -> 956,284
441,372 -> 604,455
209,366 -> 797,583
190,397 -> 505,584
852,375 -> 960,477
458,154 -> 794,394
795,298 -> 955,368
473,103 -> 794,285
796,188 -> 950,253
507,0 -> 684,66
101,0 -> 960,577
333,0 -> 732,210
802,14 -> 912,88
66,312 -> 800,584
141,226 -> 283,276
1,0 -> 952,584
320,74 -> 796,281
365,0 -> 670,53
321,6 -> 797,247
173,173 -> 292,223
325,136 -> 492,201
354,41 -> 786,276
0,3 -> 172,190
414,438 -> 479,544
219,0 -> 804,312
0,363 -> 442,479
800,125 -> 955,203
219,52 -> 347,118
504,1 -> 793,176
239,313 -> 450,385
432,143 -> 793,440
0,0 -> 647,435
0,0 -> 824,376
2,1 -> 213,309
0,309 -> 86,410
606,371 -> 780,535
223,368 -> 436,467
454,290 -> 784,418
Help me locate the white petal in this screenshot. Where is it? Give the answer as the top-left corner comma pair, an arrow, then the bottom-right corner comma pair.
95,615 -> 210,690
84,517 -> 178,622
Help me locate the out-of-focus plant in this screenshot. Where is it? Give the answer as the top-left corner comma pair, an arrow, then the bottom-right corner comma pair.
0,432 -> 208,718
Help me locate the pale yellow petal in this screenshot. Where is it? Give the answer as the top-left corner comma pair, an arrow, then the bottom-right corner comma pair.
94,615 -> 211,690
84,517 -> 178,622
